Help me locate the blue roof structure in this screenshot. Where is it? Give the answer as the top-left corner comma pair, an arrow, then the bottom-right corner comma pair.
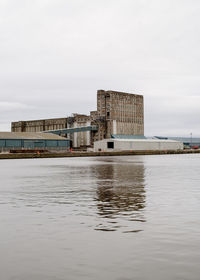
43,125 -> 98,135
154,136 -> 200,146
111,134 -> 147,139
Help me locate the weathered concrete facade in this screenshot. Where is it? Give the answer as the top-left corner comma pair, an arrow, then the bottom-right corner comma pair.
71,114 -> 92,148
11,118 -> 68,132
11,90 -> 144,148
12,114 -> 92,148
96,90 -> 144,140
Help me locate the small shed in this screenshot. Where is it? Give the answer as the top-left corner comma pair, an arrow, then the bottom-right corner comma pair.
93,138 -> 183,152
0,132 -> 71,152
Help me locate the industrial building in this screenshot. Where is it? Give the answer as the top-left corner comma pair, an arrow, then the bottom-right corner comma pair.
11,114 -> 93,148
155,136 -> 200,148
96,90 -> 144,139
93,138 -> 183,152
0,132 -> 70,152
11,90 -> 144,148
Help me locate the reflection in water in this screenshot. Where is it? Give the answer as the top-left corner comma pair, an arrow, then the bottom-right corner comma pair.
4,157 -> 146,233
1,156 -> 200,280
92,159 -> 146,232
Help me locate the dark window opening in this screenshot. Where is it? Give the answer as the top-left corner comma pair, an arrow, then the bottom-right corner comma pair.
107,111 -> 110,117
107,142 -> 114,149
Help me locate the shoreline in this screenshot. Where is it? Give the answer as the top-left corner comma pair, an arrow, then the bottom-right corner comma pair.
0,149 -> 200,160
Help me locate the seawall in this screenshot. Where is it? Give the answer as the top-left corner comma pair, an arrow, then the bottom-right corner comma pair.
0,149 -> 200,160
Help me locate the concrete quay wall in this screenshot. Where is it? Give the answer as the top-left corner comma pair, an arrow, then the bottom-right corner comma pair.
0,149 -> 199,160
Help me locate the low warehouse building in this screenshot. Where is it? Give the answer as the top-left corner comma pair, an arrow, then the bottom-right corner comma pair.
94,138 -> 183,152
0,132 -> 71,152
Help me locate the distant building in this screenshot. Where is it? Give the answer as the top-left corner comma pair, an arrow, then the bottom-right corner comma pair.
0,132 -> 70,152
11,114 -> 93,148
96,90 -> 144,140
93,138 -> 183,152
11,90 -> 144,148
154,136 -> 200,148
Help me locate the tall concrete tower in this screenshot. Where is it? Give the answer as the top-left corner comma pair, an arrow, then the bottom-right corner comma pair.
97,90 -> 144,139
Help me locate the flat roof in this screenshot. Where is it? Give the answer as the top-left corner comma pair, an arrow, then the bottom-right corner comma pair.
11,117 -> 68,124
111,134 -> 146,139
161,136 -> 200,143
97,90 -> 143,98
0,132 -> 69,140
97,138 -> 181,143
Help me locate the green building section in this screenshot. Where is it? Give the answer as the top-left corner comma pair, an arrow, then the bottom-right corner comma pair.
0,132 -> 70,150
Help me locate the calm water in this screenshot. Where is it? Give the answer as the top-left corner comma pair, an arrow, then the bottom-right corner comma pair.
0,154 -> 200,280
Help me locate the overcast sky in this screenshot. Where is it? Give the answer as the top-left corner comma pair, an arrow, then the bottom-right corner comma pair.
0,0 -> 200,136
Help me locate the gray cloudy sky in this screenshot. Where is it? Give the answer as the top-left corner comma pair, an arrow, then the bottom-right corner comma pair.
0,0 -> 200,136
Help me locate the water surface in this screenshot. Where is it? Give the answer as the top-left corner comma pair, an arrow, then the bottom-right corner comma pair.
0,154 -> 200,280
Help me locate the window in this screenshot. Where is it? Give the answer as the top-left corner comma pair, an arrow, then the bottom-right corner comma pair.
107,142 -> 114,149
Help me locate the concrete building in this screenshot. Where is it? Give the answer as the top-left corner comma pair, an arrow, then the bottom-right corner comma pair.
96,90 -> 144,139
93,138 -> 183,152
12,114 -> 93,149
11,90 -> 144,148
0,132 -> 70,152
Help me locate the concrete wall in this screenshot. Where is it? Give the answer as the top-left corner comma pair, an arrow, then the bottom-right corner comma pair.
97,90 -> 144,139
12,118 -> 68,133
72,115 -> 91,148
93,139 -> 184,152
